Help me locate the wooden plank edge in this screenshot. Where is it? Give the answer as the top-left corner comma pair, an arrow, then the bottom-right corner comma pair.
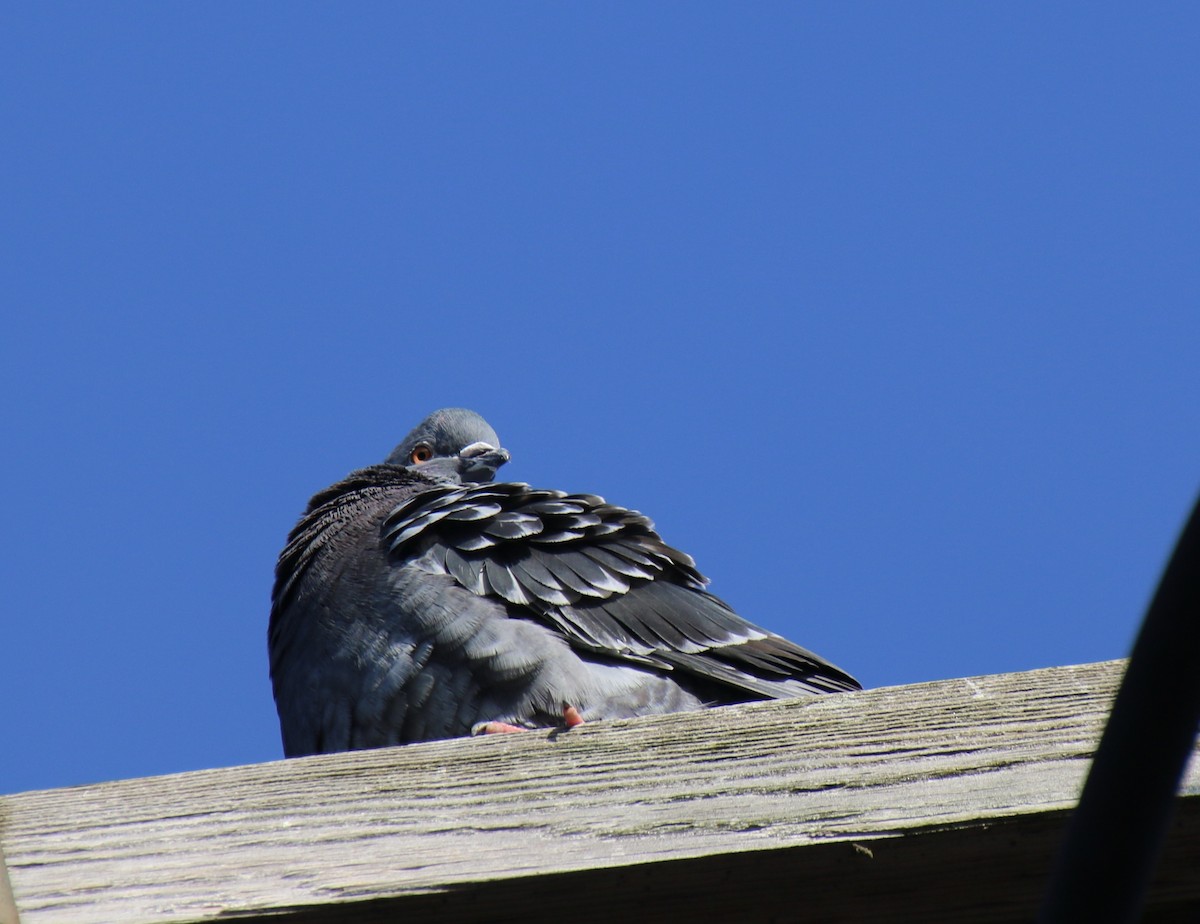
210,797 -> 1200,924
0,841 -> 21,924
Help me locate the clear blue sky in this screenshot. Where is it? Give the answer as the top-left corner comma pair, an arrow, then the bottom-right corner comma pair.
3,4 -> 1197,796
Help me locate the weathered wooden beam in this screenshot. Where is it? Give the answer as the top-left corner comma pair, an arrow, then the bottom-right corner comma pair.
2,660 -> 1198,923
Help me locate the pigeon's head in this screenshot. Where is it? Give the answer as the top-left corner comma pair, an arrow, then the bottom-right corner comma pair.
385,408 -> 510,484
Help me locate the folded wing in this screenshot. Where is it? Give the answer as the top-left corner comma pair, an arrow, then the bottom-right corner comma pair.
382,482 -> 860,698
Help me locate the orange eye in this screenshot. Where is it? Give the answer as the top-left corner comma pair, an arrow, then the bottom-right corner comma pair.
410,445 -> 433,464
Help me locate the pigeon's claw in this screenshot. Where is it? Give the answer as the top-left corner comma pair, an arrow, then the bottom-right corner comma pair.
472,707 -> 583,737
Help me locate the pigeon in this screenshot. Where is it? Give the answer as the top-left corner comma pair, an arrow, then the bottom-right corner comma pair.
269,408 -> 860,757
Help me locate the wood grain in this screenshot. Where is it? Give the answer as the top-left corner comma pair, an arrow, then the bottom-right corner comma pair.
2,659 -> 1197,923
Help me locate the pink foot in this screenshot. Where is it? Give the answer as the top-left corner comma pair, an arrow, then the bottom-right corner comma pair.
472,721 -> 527,735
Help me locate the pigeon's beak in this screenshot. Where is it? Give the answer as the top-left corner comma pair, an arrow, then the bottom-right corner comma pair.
459,442 -> 511,483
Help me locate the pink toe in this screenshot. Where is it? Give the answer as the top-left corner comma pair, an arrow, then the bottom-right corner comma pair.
473,721 -> 527,735
562,705 -> 585,728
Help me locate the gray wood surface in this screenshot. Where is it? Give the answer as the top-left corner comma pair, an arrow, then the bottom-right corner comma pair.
2,659 -> 1198,923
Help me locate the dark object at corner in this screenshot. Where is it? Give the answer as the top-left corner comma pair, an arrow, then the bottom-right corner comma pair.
1039,494 -> 1200,922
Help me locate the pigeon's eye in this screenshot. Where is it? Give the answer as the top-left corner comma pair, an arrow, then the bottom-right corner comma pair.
410,444 -> 433,464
